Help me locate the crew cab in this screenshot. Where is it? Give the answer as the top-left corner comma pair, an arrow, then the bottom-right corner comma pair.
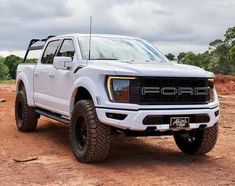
15,34 -> 220,162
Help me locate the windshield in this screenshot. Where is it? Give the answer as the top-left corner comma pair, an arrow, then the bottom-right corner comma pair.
78,36 -> 168,63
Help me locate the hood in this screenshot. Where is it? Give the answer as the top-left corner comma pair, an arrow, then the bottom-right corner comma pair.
88,60 -> 214,78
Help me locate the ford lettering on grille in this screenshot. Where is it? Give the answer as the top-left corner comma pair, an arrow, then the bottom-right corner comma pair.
142,87 -> 210,96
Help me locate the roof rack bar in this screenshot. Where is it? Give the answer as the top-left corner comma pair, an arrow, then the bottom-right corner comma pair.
41,35 -> 56,42
28,45 -> 45,51
28,35 -> 56,48
23,35 -> 56,63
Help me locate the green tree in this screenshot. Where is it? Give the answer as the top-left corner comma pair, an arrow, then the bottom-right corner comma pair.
165,53 -> 175,61
209,39 -> 229,74
224,26 -> 235,45
179,52 -> 199,66
209,39 -> 224,49
196,51 -> 211,71
227,45 -> 235,74
177,52 -> 186,63
4,55 -> 22,79
225,26 -> 235,75
169,26 -> 235,75
0,57 -> 9,80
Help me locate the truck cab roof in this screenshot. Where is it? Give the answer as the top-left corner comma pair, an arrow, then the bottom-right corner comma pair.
50,33 -> 141,40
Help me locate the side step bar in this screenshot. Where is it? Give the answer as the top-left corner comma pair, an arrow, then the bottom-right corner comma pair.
35,108 -> 70,125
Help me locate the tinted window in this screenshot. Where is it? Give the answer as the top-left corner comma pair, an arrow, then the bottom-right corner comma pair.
41,40 -> 59,64
57,39 -> 75,58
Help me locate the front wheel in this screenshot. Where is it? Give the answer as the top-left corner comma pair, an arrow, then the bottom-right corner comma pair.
174,123 -> 218,155
70,100 -> 111,163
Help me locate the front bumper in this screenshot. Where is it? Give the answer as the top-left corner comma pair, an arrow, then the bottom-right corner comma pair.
96,105 -> 220,131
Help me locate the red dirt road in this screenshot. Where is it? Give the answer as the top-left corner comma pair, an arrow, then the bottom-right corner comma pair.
0,83 -> 235,186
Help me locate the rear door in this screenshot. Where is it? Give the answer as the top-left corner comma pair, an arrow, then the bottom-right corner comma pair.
34,39 -> 60,111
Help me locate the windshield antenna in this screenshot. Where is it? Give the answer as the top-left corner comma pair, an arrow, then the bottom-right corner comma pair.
88,16 -> 92,60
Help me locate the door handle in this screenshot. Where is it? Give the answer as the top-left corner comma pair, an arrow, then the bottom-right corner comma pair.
48,72 -> 55,78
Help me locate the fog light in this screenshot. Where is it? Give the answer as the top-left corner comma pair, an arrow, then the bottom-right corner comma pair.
106,113 -> 127,120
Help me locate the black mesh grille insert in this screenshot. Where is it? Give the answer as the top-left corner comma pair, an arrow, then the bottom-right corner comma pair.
129,77 -> 212,105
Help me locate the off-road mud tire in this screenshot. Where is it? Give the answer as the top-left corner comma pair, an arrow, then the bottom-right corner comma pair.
174,123 -> 218,154
70,100 -> 111,163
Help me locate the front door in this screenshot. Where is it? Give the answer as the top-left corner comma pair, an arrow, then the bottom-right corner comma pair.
49,38 -> 76,115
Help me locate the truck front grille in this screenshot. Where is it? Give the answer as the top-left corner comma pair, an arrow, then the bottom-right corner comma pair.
129,77 -> 212,105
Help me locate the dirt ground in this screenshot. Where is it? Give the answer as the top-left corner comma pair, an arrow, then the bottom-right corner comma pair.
0,81 -> 235,186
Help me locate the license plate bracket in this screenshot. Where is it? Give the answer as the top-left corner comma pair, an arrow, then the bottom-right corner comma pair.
170,117 -> 190,128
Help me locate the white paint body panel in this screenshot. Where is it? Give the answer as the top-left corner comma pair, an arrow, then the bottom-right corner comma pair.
16,34 -> 220,131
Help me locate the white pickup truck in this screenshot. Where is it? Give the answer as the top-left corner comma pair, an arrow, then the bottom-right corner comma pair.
15,34 -> 220,163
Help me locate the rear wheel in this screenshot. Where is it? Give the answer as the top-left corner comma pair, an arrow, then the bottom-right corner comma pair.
174,123 -> 218,154
70,100 -> 111,163
15,91 -> 39,132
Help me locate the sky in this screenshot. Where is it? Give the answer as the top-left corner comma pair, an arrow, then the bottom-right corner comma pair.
0,0 -> 234,58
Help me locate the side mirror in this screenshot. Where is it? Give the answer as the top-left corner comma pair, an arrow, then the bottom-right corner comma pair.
53,56 -> 74,70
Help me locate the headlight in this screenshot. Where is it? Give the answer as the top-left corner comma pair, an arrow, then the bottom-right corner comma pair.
106,76 -> 136,103
208,78 -> 215,102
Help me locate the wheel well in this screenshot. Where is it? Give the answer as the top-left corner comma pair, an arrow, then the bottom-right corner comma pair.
74,87 -> 92,105
18,81 -> 25,92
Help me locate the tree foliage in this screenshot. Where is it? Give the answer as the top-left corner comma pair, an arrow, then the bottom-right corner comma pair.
165,53 -> 175,61
176,26 -> 235,75
4,55 -> 22,79
225,27 -> 235,45
0,57 -> 9,80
